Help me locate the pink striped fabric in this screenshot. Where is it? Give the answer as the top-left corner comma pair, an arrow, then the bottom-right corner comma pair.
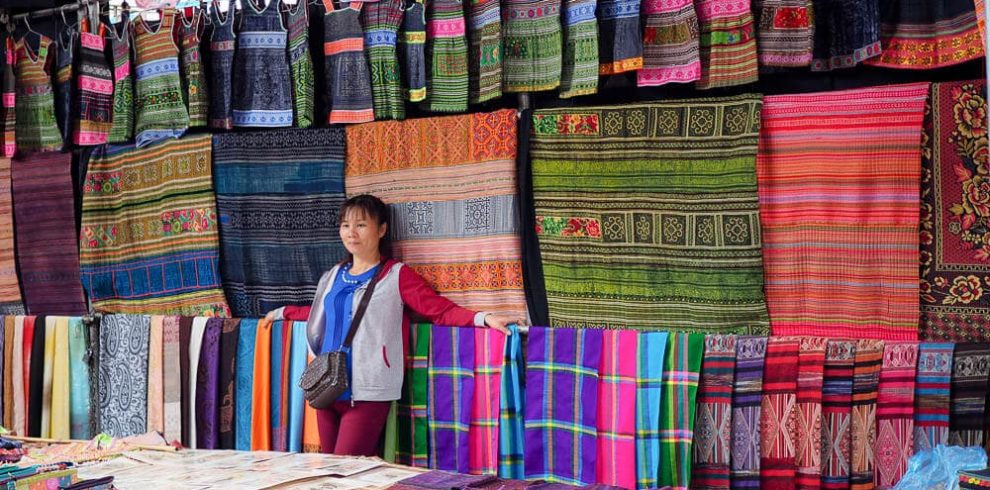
874,342 -> 918,489
757,83 -> 930,340
596,329 -> 638,489
794,337 -> 827,490
469,328 -> 506,475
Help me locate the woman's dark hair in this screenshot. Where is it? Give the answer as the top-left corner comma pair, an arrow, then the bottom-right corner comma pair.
339,194 -> 392,262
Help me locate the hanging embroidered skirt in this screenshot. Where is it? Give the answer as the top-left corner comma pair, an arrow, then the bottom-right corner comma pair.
753,0 -> 814,67
638,0 -> 701,86
865,0 -> 985,68
323,2 -> 376,124
559,0 -> 598,98
179,10 -> 210,128
468,0 -> 503,103
810,0 -> 882,71
106,21 -> 134,144
502,0 -> 563,92
695,0 -> 759,88
400,1 -> 429,102
74,21 -> 113,146
362,0 -> 406,120
424,0 -> 470,112
597,0 -> 642,74
208,1 -> 236,130
287,2 -> 315,128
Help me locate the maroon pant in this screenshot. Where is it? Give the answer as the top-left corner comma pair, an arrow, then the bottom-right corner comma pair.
316,400 -> 391,455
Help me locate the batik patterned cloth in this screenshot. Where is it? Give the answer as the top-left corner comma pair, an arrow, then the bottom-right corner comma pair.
866,0 -> 984,69
178,10 -> 209,128
470,328 -> 506,475
638,0 -> 700,86
692,335 -> 736,490
695,0 -> 758,89
810,0 -> 881,71
659,333 -> 704,490
322,1 -> 376,124
758,84 -> 929,340
423,0 -> 470,112
949,343 -> 990,447
232,0 -> 293,128
286,1 -> 314,128
0,159 -> 22,314
428,326 -> 475,474
850,339 -> 883,490
132,11 -> 189,147
559,0 -> 598,98
502,0 -> 562,92
730,336 -> 767,490
74,19 -> 113,145
80,135 -> 230,316
597,0 -> 642,74
208,0 -> 236,131
531,97 -> 769,332
213,129 -> 347,317
362,0 -> 406,120
398,323 -> 432,467
596,330 -> 637,489
635,331 -> 668,489
346,110 -> 526,316
105,20 -> 133,144
467,0 -> 503,103
400,1 -> 429,102
874,342 -> 918,490
98,314 -> 150,438
13,35 -> 62,152
920,80 -> 990,342
913,342 -> 954,451
499,325 -> 525,479
752,0 -> 813,66
759,337 -> 799,490
793,337 -> 826,490
524,327 -> 602,486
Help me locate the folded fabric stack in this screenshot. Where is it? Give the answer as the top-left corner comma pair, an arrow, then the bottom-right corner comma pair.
390,470 -> 632,490
0,437 -> 25,464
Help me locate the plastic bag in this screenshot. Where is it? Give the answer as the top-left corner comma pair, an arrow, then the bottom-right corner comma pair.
894,445 -> 987,490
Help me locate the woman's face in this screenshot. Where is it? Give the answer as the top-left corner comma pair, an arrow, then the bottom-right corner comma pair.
339,209 -> 387,259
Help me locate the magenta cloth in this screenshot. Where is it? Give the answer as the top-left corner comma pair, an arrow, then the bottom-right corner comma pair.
596,329 -> 638,489
469,327 -> 506,475
195,318 -> 222,449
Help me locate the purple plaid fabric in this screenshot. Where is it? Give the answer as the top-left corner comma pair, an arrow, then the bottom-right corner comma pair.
428,326 -> 475,473
730,336 -> 767,490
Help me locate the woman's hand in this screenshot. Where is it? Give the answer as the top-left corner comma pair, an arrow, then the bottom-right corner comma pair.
483,313 -> 527,336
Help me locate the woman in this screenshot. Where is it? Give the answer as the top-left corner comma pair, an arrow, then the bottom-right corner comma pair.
267,194 -> 523,455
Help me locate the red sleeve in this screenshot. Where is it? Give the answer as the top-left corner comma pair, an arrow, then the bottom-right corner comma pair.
399,266 -> 478,327
283,305 -> 312,321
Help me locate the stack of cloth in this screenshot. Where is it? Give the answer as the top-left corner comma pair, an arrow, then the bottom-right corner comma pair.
388,471 -> 632,490
961,468 -> 990,488
0,462 -> 77,487
0,437 -> 26,464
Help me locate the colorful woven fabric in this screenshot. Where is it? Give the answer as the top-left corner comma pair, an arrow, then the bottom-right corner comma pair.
758,84 -> 929,340
424,0 -> 470,112
810,0 -> 881,71
0,159 -> 22,314
178,10 -> 209,128
635,332 -> 668,489
920,80 -> 990,342
132,11 -> 189,147
346,110 -> 527,316
251,318 -> 272,451
286,1 -> 314,128
234,318 -> 257,451
323,1 -> 375,124
218,318 -> 239,449
866,0 -> 984,69
397,323 -> 432,467
913,342 -> 954,452
638,0 -> 700,86
2,317 -> 12,430
74,19 -> 113,146
106,20 -> 133,143
874,342 -> 918,490
730,336 -> 767,490
821,340 -> 856,490
67,318 -> 90,440
273,321 -> 292,452
1,36 -> 16,157
147,316 -> 164,434
212,128 -> 347,317
949,343 -> 990,447
400,1 -> 428,102
12,317 -> 25,435
11,153 -> 87,315
428,326 -> 475,473
80,136 -> 230,316
470,328 -> 506,475
696,0 -> 758,89
53,31 -> 74,147
531,97 -> 769,332
208,0 -> 236,131
596,330 -> 637,489
233,0 -> 293,128
524,327 -> 602,486
692,335 -> 736,490
287,321 -> 305,452
850,339 -> 883,490
41,317 -> 55,439
362,0 -> 405,120
597,0 -> 642,74
50,317 -> 70,440
13,35 -> 62,151
659,333 -> 704,490
793,337 -> 827,490
499,325 -> 525,479
195,318 -> 221,449
163,316 -> 181,444
752,0 -> 813,66
467,0 -> 503,103
502,0 -> 562,92
759,337 -> 800,490
559,0 -> 597,98
98,314 -> 150,437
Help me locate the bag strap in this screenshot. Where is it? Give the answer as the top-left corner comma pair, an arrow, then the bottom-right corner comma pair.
342,262 -> 384,348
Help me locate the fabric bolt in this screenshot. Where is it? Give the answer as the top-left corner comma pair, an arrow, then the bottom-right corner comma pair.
12,317 -> 24,435
345,110 -> 527,317
530,97 -> 769,332
695,0 -> 758,89
692,335 -> 736,490
467,0 -> 502,103
53,30 -> 74,147
730,336 -> 768,490
810,0 -> 881,71
397,323 -> 432,467
303,353 -> 321,453
49,318 -> 70,440
232,0 -> 293,128
235,318 -> 258,451
759,337 -> 800,490
758,83 -> 929,340
597,0 -> 641,75
98,314 -> 150,438
106,19 -> 133,143
40,317 -> 55,439
874,342 -> 918,489
178,9 -> 209,128
559,0 -> 597,98
288,321 -> 307,452
286,1 -> 315,128
322,1 -> 375,124
499,325 -> 525,479
470,328 -> 506,475
658,333 -> 704,490
428,326 -> 475,473
596,330 -> 637,489
218,318 -> 239,450
865,0 -> 984,69
74,19 -> 113,145
1,36 -> 16,157
635,332 -> 669,489
362,0 -> 405,120
949,343 -> 990,447
13,34 -> 62,152
163,316 -> 182,444
87,316 -> 101,437
251,318 -> 273,451
11,152 -> 87,315
920,80 -> 990,342
80,135 -> 230,317
208,0 -> 236,130
187,317 -> 206,448
195,318 -> 222,449
213,128 -> 347,318
638,0 -> 700,86
850,340 -> 883,490
753,0 -> 814,66
146,316 -> 164,434
2,317 -> 12,430
270,321 -> 288,452
28,316 -> 43,437
68,318 -> 91,440
502,0 -> 562,92
913,343 -> 954,452
423,0 -> 470,112
793,337 -> 827,490
0,158 -> 22,314
400,471 -> 498,489
400,1 -> 428,102
179,317 -> 192,446
132,11 -> 189,147
524,327 -> 602,486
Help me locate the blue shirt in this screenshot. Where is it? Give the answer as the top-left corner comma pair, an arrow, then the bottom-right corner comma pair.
321,263 -> 379,401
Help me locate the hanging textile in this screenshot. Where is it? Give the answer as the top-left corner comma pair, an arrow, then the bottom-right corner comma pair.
866,0 -> 984,69
596,330 -> 637,489
68,318 -> 90,440
98,315 -> 150,438
80,135 -> 230,316
400,1 -> 428,102
287,321 -> 307,453
423,0 -> 470,112
362,0 -> 406,120
695,0 -> 758,89
187,317 -> 206,448
659,333 -> 704,490
11,153 -> 87,315
28,316 -> 43,437
218,318 -> 239,450
235,318 -> 258,451
178,9 -> 209,128
850,339 -> 883,490
287,1 -> 315,128
502,0 -> 562,92
12,317 -> 24,436
147,316 -> 164,434
41,317 -> 55,439
106,19 -> 133,144
1,36 -> 16,157
428,326 -> 475,473
74,19 -> 112,146
874,342 -> 919,489
0,159 -> 22,314
13,34 -> 62,152
949,343 -> 990,447
758,83 -> 929,340
730,336 -> 767,490
635,332 -> 668,489
759,337 -> 800,490
321,1 -> 376,124
208,0 -> 236,131
793,337 -> 827,490
638,0 -> 700,86
467,0 -> 503,103
398,323 -> 432,467
269,320 -> 285,451
531,97 -> 769,331
346,110 -> 527,316
920,80 -> 990,342
914,343 -> 954,452
752,0 -> 813,66
499,325 -> 525,479
232,0 -> 293,127
53,30 -> 75,147
524,327 -> 602,486
596,0 -> 641,75
132,10 -> 189,147
50,318 -> 70,440
470,328 -> 506,476
251,318 -> 273,451
195,318 -> 222,449
163,316 -> 182,443
692,335 -> 736,490
213,128 -> 347,317
275,321 -> 293,452
809,0 -> 881,71
303,354 -> 321,453
178,317 -> 192,446
558,0 -> 597,98
2,317 -> 12,430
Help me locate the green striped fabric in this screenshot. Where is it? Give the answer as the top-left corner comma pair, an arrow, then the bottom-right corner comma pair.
362,0 -> 405,120
468,0 -> 503,103
530,96 -> 770,333
423,0 -> 469,112
502,0 -> 563,92
559,0 -> 598,98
